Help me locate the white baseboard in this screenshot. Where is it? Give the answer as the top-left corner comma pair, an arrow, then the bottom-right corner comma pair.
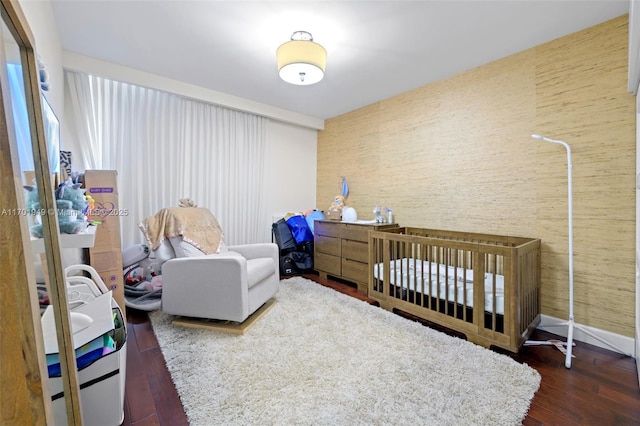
536,314 -> 636,358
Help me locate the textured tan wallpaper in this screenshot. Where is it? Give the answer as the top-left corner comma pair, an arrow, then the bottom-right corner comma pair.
317,15 -> 635,337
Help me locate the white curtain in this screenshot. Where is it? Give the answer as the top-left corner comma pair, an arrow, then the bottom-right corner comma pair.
64,71 -> 267,248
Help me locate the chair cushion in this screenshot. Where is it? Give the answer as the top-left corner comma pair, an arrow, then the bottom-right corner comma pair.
246,258 -> 276,288
169,236 -> 206,258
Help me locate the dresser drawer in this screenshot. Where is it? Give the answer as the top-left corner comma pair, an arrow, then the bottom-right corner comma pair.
315,252 -> 341,276
315,221 -> 341,238
341,258 -> 368,283
342,239 -> 368,263
340,224 -> 370,242
315,235 -> 341,256
313,220 -> 399,291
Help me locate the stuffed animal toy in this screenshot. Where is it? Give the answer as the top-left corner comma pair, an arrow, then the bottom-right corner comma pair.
54,179 -> 88,234
23,178 -> 88,238
373,206 -> 386,223
24,183 -> 39,211
55,179 -> 88,216
327,195 -> 345,220
326,177 -> 349,220
23,184 -> 46,238
84,194 -> 95,216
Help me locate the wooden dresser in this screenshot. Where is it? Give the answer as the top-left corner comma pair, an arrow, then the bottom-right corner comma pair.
314,220 -> 399,294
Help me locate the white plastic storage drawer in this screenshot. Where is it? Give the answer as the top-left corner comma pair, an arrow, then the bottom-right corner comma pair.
44,265 -> 127,426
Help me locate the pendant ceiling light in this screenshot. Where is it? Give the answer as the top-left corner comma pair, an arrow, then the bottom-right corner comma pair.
277,31 -> 326,85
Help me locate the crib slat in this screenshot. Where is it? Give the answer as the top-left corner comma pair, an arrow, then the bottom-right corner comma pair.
473,250 -> 484,332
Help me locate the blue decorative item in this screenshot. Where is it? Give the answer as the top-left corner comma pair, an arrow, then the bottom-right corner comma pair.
341,176 -> 349,197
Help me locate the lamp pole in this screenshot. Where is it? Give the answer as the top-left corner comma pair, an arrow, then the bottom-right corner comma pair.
529,134 -> 629,367
531,134 -> 574,367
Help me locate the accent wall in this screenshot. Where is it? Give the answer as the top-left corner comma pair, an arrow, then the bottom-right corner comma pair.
317,15 -> 635,339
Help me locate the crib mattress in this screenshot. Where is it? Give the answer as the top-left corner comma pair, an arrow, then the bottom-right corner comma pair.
373,258 -> 505,315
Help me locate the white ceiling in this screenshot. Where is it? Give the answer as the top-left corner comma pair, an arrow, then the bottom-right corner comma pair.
50,1 -> 630,121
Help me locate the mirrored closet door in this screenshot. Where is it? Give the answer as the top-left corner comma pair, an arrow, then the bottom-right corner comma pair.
0,1 -> 82,424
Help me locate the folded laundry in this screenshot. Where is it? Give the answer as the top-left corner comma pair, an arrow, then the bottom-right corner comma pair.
46,333 -> 116,377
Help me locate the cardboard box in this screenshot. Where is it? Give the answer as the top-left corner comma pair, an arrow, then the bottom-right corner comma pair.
23,170 -> 59,187
84,170 -> 126,315
93,266 -> 124,301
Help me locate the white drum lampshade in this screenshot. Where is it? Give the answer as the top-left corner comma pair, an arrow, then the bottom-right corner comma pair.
277,31 -> 326,85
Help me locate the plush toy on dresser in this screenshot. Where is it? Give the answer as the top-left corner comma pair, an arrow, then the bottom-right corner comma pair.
24,178 -> 88,238
326,176 -> 350,221
326,194 -> 345,220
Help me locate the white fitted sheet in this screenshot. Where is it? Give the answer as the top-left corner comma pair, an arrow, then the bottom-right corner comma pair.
373,258 -> 505,315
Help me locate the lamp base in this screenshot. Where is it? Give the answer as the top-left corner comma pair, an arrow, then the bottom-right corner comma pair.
525,319 -> 629,369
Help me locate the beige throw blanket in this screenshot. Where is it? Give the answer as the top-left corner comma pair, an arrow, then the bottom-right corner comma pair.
139,207 -> 223,255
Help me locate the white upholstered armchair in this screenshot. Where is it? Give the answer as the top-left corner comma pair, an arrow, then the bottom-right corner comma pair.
161,241 -> 280,322
139,206 -> 279,323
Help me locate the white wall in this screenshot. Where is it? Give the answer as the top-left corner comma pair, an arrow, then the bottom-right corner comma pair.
17,0 -> 83,272
636,61 -> 640,380
263,119 -> 318,241
19,0 -> 63,117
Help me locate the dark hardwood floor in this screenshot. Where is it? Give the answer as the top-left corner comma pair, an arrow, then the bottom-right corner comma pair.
121,274 -> 640,425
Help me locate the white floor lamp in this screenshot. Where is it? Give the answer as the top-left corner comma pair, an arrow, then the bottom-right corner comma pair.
527,134 -> 628,368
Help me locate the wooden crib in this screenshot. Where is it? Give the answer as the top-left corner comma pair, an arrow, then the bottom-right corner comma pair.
368,227 -> 541,353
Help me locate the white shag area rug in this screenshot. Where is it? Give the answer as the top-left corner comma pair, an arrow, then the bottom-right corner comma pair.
150,277 -> 541,426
